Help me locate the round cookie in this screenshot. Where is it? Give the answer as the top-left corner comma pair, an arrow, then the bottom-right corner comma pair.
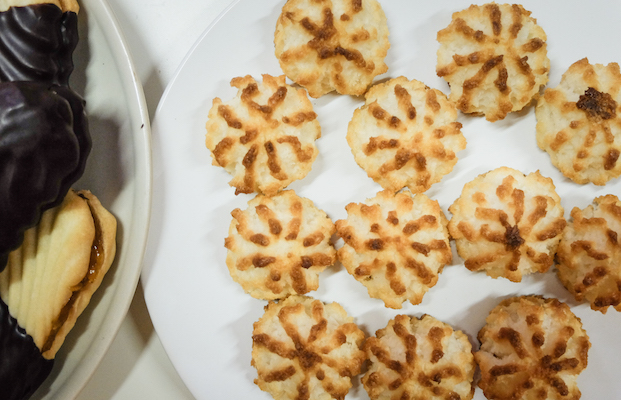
448,167 -> 566,282
536,58 -> 621,185
363,314 -> 476,400
251,295 -> 365,400
225,190 -> 336,300
476,296 -> 590,400
335,189 -> 452,309
436,3 -> 549,122
274,0 -> 390,98
205,74 -> 321,196
346,76 -> 466,193
556,195 -> 621,313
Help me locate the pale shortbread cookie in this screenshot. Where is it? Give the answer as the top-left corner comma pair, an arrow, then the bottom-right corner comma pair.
335,189 -> 452,309
251,295 -> 365,400
0,189 -> 116,359
448,167 -> 566,282
556,195 -> 621,313
225,190 -> 336,300
205,74 -> 320,196
476,296 -> 590,400
347,76 -> 466,193
274,0 -> 389,97
437,3 -> 549,122
0,0 -> 79,13
536,58 -> 621,185
363,314 -> 475,400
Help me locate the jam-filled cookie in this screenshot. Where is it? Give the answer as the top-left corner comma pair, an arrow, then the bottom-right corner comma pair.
251,295 -> 365,400
363,314 -> 476,400
556,195 -> 621,313
0,82 -> 91,272
448,167 -> 566,282
476,296 -> 590,400
436,3 -> 549,122
225,190 -> 336,300
0,0 -> 80,84
0,0 -> 91,272
336,189 -> 452,309
536,58 -> 621,185
0,189 -> 116,400
274,0 -> 390,97
205,74 -> 321,196
346,76 -> 466,193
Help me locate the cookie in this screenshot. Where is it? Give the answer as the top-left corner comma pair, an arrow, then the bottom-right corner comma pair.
476,296 -> 590,400
556,195 -> 621,313
225,190 -> 336,300
346,76 -> 466,193
335,189 -> 452,309
251,295 -> 365,400
0,81 -> 91,273
436,3 -> 549,122
0,189 -> 117,360
205,74 -> 321,196
536,58 -> 621,185
448,167 -> 566,282
363,314 -> 475,400
0,0 -> 91,272
0,0 -> 78,12
0,0 -> 79,84
274,0 -> 390,97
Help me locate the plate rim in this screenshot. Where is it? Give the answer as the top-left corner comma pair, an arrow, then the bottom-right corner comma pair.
35,0 -> 153,397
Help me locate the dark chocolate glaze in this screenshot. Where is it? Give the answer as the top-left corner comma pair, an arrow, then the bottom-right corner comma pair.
0,297 -> 53,400
0,4 -> 78,86
0,81 -> 91,272
47,85 -> 92,209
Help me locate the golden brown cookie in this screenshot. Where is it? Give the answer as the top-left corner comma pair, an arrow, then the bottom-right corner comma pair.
0,0 -> 79,13
448,167 -> 566,282
274,0 -> 390,98
346,76 -> 466,193
536,58 -> 621,185
363,314 -> 476,400
476,296 -> 590,400
225,190 -> 336,300
0,189 -> 117,359
205,74 -> 321,196
436,3 -> 549,122
556,195 -> 621,313
251,295 -> 365,400
336,189 -> 452,309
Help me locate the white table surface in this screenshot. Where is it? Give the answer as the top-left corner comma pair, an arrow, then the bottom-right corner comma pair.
76,0 -> 235,398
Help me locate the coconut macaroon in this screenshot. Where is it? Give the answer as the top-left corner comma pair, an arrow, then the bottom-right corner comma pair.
225,190 -> 336,300
335,189 -> 452,309
251,295 -> 366,400
448,167 -> 566,282
274,0 -> 390,98
363,314 -> 476,400
436,3 -> 549,122
0,189 -> 117,360
536,58 -> 621,185
476,296 -> 590,400
556,195 -> 621,313
205,74 -> 321,196
346,77 -> 466,193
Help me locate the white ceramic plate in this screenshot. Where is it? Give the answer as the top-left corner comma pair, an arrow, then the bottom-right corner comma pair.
27,0 -> 152,398
144,0 -> 621,398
